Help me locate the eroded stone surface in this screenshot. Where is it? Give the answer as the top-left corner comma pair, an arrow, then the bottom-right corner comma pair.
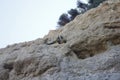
0,0 -> 120,80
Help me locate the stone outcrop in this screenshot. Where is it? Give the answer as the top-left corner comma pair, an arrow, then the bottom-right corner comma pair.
0,0 -> 120,80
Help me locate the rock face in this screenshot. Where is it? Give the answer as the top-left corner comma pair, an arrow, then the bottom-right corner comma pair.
0,0 -> 120,80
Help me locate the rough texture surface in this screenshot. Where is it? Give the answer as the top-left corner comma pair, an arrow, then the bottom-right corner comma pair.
0,0 -> 120,80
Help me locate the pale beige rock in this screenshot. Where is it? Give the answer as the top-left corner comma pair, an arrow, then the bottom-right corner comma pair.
0,0 -> 120,80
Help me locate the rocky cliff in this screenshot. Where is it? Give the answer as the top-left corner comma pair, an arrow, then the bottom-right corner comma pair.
0,0 -> 120,80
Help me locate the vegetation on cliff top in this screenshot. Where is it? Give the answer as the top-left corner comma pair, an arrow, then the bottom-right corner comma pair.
57,0 -> 106,27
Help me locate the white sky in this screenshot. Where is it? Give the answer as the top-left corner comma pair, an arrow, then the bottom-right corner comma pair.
0,0 -> 87,48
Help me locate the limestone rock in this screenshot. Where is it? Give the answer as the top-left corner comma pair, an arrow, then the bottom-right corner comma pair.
0,0 -> 120,80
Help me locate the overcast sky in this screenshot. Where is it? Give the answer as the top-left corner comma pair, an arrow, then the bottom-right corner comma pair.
0,0 -> 88,48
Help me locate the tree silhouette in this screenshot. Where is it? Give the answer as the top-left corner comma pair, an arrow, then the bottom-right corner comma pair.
88,0 -> 93,4
88,0 -> 106,9
77,0 -> 88,10
57,13 -> 70,26
68,9 -> 79,20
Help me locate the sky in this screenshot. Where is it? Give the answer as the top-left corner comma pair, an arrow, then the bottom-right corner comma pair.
0,0 -> 88,48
